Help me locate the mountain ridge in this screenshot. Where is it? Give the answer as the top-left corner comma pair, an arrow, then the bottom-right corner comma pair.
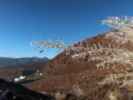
0,57 -> 49,68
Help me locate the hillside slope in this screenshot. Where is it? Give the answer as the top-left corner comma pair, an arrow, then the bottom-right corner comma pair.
29,27 -> 133,100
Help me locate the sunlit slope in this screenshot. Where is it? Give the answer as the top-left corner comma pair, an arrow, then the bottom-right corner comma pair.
29,27 -> 133,100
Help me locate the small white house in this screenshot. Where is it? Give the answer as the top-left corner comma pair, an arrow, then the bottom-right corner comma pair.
14,75 -> 26,82
39,73 -> 43,76
19,75 -> 26,80
14,78 -> 19,82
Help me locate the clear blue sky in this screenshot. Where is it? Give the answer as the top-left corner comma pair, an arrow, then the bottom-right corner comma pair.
0,0 -> 133,58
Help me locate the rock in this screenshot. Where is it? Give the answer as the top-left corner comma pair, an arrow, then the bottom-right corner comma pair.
0,79 -> 55,100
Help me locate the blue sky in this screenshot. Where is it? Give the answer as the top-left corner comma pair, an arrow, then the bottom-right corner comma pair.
0,0 -> 133,58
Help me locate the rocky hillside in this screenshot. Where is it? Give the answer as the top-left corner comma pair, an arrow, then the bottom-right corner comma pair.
28,27 -> 133,100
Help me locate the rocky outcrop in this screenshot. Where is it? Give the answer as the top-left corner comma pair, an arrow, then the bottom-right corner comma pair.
0,79 -> 55,100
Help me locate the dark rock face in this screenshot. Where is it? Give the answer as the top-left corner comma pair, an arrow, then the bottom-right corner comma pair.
0,79 -> 55,100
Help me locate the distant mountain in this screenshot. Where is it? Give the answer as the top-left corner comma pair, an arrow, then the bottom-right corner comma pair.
0,57 -> 49,81
29,27 -> 133,100
0,57 -> 49,68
